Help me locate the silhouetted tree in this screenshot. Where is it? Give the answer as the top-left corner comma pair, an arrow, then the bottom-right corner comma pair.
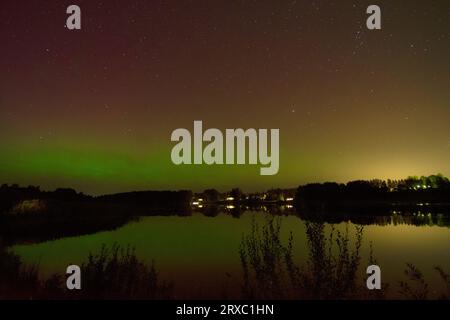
203,189 -> 220,203
229,188 -> 243,201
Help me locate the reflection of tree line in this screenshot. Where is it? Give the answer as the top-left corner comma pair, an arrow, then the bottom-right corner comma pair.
0,185 -> 192,244
195,204 -> 450,227
296,210 -> 450,227
2,205 -> 449,246
1,218 -> 449,300
2,174 -> 450,244
195,204 -> 296,218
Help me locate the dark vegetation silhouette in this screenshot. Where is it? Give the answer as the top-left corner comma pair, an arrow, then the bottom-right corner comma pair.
399,264 -> 450,300
0,240 -> 40,299
239,216 -> 379,299
0,184 -> 192,215
239,215 -> 449,300
1,176 -> 450,299
0,185 -> 192,244
1,175 -> 450,244
203,189 -> 220,203
75,244 -> 172,299
1,218 -> 449,299
295,174 -> 450,216
0,242 -> 172,300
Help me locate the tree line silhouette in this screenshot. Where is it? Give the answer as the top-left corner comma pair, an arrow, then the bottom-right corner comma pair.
0,185 -> 192,244
1,174 -> 449,243
295,174 -> 450,214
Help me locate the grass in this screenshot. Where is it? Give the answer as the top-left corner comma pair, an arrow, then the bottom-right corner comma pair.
0,242 -> 172,299
239,215 -> 450,300
76,244 -> 172,299
0,241 -> 40,299
240,215 -> 378,299
399,264 -> 450,300
1,218 -> 449,300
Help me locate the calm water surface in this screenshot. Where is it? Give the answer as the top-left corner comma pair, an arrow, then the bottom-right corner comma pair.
11,211 -> 450,299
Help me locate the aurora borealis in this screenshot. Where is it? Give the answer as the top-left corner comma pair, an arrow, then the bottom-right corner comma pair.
1,1 -> 449,194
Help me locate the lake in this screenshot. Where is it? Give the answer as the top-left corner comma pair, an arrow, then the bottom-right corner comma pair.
10,210 -> 450,299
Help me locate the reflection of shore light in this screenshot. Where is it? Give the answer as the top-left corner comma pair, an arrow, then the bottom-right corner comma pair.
226,205 -> 235,209
198,198 -> 203,202
226,197 -> 234,201
192,201 -> 199,205
286,197 -> 294,201
198,204 -> 203,208
286,205 -> 293,209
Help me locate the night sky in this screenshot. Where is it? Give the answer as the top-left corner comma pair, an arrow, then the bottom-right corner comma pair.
1,1 -> 449,194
